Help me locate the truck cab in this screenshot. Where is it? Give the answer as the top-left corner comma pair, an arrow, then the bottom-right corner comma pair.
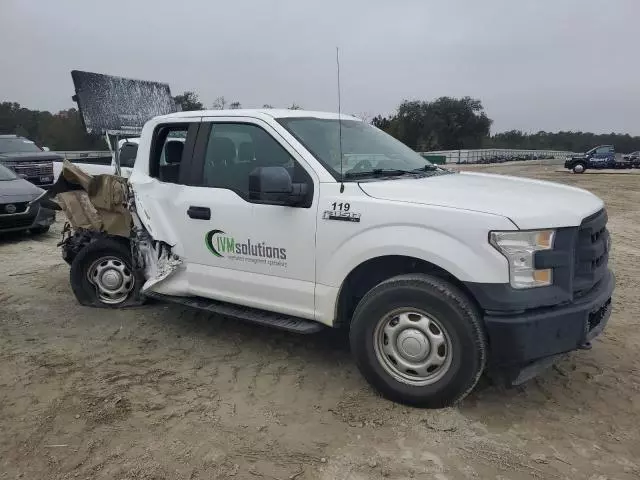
55,109 -> 615,408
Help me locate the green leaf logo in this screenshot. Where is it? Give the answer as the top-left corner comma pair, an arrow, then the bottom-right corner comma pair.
205,229 -> 225,257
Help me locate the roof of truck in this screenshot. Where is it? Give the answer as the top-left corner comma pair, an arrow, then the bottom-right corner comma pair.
158,109 -> 360,121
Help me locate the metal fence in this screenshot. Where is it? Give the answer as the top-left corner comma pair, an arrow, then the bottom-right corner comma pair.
55,151 -> 112,165
420,148 -> 577,164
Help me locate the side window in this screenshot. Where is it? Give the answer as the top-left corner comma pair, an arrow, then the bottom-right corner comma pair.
201,123 -> 308,200
150,124 -> 190,183
119,143 -> 138,168
595,146 -> 613,155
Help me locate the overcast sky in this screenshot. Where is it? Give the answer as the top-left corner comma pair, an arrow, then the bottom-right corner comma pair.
2,0 -> 639,134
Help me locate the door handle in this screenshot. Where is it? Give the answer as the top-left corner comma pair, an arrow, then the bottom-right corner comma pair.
187,206 -> 211,220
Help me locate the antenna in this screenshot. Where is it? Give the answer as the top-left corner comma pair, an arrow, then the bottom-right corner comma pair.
336,46 -> 344,193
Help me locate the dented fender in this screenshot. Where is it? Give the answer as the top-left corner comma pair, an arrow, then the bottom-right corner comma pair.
128,170 -> 187,253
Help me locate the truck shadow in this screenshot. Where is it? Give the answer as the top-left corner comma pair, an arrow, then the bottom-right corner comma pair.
145,301 -> 616,424
146,299 -> 353,362
458,348 -> 626,433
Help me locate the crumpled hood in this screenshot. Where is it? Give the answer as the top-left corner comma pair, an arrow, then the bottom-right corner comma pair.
0,178 -> 44,203
358,171 -> 604,229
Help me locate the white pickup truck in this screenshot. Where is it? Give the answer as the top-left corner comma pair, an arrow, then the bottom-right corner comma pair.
52,109 -> 614,408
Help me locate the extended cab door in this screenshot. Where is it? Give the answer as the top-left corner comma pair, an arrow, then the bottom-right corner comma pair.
128,117 -> 202,247
173,117 -> 319,319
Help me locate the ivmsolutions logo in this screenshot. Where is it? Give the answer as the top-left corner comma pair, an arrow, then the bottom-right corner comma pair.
204,229 -> 287,265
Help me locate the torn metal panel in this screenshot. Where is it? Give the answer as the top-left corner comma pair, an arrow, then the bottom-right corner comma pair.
129,204 -> 183,293
55,191 -> 102,231
137,237 -> 183,293
128,175 -> 187,252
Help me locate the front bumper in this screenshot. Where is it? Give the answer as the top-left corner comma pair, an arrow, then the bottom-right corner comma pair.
0,204 -> 55,233
483,269 -> 614,380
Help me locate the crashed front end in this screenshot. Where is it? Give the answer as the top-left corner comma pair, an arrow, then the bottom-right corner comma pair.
48,160 -> 182,298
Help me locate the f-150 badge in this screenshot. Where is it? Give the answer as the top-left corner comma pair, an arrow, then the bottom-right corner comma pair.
323,210 -> 361,222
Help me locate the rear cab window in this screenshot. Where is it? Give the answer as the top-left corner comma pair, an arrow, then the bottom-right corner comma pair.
148,122 -> 199,184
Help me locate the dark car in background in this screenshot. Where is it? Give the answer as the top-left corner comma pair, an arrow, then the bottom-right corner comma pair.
0,164 -> 55,234
0,135 -> 58,187
622,151 -> 640,167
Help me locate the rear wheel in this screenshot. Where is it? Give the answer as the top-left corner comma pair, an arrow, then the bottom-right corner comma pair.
349,274 -> 486,408
572,163 -> 586,174
70,238 -> 144,308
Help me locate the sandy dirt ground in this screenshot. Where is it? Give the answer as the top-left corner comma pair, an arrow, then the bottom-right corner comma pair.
1,163 -> 639,480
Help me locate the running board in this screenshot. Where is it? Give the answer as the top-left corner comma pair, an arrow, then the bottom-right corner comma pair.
145,292 -> 325,334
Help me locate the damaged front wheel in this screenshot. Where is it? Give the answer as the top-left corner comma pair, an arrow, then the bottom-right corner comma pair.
70,238 -> 145,308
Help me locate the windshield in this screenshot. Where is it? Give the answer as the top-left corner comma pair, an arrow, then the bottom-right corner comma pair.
0,137 -> 43,154
277,118 -> 435,180
0,164 -> 18,181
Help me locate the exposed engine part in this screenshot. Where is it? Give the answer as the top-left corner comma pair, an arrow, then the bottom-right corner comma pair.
59,224 -> 113,265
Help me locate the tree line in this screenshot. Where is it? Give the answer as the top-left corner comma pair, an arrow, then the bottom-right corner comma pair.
2,93 -> 640,153
172,92 -> 301,112
484,130 -> 640,154
0,102 -> 106,151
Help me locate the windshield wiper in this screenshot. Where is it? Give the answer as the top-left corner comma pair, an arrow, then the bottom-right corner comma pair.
344,168 -> 420,179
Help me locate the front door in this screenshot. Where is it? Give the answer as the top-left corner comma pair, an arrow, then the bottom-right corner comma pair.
591,146 -> 614,167
178,118 -> 319,319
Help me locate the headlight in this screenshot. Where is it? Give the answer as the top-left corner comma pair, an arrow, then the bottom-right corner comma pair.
490,230 -> 556,289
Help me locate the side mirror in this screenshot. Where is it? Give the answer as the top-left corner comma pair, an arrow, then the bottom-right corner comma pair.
249,166 -> 307,206
42,146 -> 50,152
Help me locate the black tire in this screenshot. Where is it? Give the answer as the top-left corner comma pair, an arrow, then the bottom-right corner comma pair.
70,237 -> 144,308
349,274 -> 486,408
572,162 -> 586,174
30,225 -> 50,235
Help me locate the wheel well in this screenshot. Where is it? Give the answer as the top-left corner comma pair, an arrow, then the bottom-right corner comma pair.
62,229 -> 131,265
335,255 -> 477,327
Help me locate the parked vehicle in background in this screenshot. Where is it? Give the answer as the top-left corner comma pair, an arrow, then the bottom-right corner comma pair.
51,109 -> 615,408
0,135 -> 57,187
0,164 -> 55,234
564,145 -> 632,173
622,151 -> 640,167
